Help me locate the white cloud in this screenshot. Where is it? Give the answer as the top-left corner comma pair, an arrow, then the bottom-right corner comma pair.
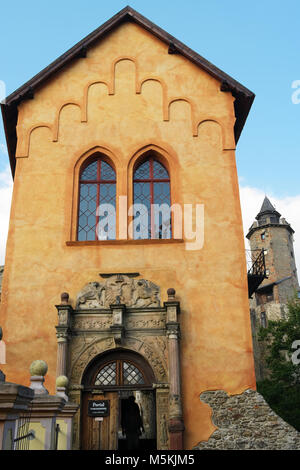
0,166 -> 13,265
0,143 -> 8,155
240,185 -> 300,280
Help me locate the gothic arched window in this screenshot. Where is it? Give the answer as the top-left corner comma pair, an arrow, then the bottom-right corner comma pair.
133,156 -> 171,239
77,156 -> 116,241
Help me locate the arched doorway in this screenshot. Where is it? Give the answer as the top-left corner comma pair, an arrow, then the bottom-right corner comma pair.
80,349 -> 156,450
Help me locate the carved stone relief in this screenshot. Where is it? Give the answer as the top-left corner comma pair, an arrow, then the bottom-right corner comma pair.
139,338 -> 168,382
76,275 -> 160,309
73,316 -> 113,330
69,337 -> 115,384
125,316 -> 165,329
160,413 -> 168,446
57,310 -> 68,326
69,334 -> 167,386
73,314 -> 165,332
156,393 -> 169,450
123,336 -> 168,382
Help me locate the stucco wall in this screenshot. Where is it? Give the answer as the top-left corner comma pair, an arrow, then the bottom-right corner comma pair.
0,21 -> 255,448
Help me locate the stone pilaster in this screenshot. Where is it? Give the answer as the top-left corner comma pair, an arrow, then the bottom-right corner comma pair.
165,288 -> 184,450
153,383 -> 169,450
55,293 -> 73,378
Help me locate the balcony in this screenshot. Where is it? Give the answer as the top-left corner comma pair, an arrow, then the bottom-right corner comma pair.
246,249 -> 267,298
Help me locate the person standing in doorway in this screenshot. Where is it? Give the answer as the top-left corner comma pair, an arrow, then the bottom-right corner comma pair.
121,396 -> 144,450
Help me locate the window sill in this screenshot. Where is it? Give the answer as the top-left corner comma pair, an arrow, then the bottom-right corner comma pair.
66,239 -> 184,246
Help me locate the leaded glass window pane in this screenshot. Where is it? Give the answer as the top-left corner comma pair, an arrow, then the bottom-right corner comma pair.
81,160 -> 98,180
78,184 -> 97,241
134,160 -> 150,180
133,182 -> 151,239
101,161 -> 116,180
94,362 -> 117,386
77,158 -> 116,241
123,362 -> 145,385
153,160 -> 169,179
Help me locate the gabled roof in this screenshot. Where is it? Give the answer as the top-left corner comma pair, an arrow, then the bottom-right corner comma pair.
1,6 -> 255,177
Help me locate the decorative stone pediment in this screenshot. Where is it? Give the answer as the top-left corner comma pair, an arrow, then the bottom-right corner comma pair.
76,274 -> 160,309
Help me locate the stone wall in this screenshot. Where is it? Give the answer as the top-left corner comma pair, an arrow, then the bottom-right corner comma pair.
195,389 -> 300,450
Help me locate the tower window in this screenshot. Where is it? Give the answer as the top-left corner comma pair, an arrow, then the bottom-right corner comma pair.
260,312 -> 267,328
250,310 -> 256,329
256,285 -> 274,305
261,232 -> 265,240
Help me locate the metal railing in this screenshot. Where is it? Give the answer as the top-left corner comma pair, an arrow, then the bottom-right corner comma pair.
14,405 -> 33,450
54,423 -> 60,450
246,249 -> 266,277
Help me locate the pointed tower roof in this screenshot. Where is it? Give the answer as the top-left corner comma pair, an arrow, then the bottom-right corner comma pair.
246,195 -> 294,239
1,5 -> 254,178
256,196 -> 281,219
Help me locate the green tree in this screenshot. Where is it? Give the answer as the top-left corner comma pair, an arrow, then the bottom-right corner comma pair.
257,297 -> 300,430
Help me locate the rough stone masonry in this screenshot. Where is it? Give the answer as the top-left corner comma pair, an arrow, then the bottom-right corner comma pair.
195,389 -> 300,450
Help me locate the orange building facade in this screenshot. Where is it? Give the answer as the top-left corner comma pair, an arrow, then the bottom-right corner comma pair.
1,8 -> 258,450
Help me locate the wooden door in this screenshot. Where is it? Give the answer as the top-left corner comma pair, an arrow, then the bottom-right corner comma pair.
81,392 -> 119,450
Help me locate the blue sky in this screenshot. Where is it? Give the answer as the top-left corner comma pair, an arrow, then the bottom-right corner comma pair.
1,0 -> 300,196
0,0 -> 300,267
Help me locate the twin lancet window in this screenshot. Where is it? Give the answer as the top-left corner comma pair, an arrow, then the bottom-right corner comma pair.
77,154 -> 171,241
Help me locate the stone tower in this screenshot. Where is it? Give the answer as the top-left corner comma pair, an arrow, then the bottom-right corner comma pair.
247,196 -> 299,314
246,196 -> 300,380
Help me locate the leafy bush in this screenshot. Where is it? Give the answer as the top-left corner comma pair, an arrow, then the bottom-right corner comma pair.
257,298 -> 300,431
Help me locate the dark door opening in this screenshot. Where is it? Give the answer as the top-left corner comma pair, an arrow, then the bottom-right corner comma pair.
81,349 -> 158,450
118,390 -> 156,450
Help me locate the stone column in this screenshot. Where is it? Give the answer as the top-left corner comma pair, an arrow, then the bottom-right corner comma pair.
55,293 -> 73,378
165,288 -> 184,450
